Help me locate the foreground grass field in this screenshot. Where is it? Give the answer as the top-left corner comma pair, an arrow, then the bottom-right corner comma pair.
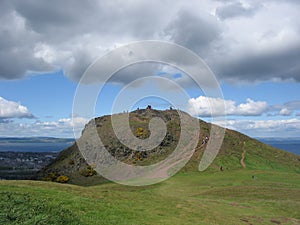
1,170 -> 299,225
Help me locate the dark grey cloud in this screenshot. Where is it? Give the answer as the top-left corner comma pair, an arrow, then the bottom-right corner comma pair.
164,9 -> 222,54
216,1 -> 260,20
0,0 -> 173,80
215,42 -> 300,82
0,0 -> 300,85
0,119 -> 13,124
13,0 -> 171,42
75,41 -> 218,90
0,2 -> 55,79
267,0 -> 300,4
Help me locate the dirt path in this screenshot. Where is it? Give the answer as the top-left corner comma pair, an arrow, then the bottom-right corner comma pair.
195,143 -> 206,160
240,142 -> 246,168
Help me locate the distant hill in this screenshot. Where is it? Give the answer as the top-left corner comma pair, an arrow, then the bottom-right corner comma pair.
0,137 -> 75,144
36,109 -> 300,185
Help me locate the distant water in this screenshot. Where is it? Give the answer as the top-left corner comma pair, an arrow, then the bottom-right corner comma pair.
0,142 -> 72,152
0,138 -> 299,156
259,139 -> 300,156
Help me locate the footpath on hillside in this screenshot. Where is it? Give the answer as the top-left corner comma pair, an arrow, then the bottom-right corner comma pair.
240,142 -> 246,168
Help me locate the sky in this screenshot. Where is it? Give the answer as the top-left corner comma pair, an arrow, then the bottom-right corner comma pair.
0,0 -> 300,138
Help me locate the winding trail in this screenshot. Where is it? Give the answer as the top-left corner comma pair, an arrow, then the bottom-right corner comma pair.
240,142 -> 246,168
196,142 -> 206,160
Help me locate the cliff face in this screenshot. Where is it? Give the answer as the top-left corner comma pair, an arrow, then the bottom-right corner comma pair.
36,109 -> 300,185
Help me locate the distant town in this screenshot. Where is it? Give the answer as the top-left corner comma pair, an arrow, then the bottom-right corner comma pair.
0,151 -> 59,180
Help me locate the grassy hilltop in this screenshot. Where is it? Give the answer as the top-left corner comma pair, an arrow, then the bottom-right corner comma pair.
1,109 -> 299,224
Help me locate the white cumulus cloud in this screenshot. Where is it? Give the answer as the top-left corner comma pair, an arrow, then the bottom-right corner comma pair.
279,108 -> 292,116
0,96 -> 34,119
188,96 -> 268,117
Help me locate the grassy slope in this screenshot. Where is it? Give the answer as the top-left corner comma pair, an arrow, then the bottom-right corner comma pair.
1,170 -> 299,225
186,125 -> 300,173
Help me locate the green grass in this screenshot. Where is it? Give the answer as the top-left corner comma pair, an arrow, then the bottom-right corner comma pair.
1,170 -> 299,224
27,110 -> 300,224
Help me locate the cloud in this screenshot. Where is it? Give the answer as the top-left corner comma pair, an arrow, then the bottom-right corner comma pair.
188,96 -> 300,117
0,0 -> 300,85
236,98 -> 268,116
164,9 -> 222,54
212,1 -> 300,83
0,10 -> 55,79
215,42 -> 300,83
0,119 -> 12,124
267,0 -> 300,5
223,118 -> 300,138
283,100 -> 300,110
269,100 -> 300,116
188,96 -> 268,117
0,116 -> 89,138
279,108 -> 292,116
0,0 -> 174,81
0,96 -> 34,119
216,1 -> 260,20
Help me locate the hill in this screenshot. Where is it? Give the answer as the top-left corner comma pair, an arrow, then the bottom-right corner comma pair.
36,109 -> 300,185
